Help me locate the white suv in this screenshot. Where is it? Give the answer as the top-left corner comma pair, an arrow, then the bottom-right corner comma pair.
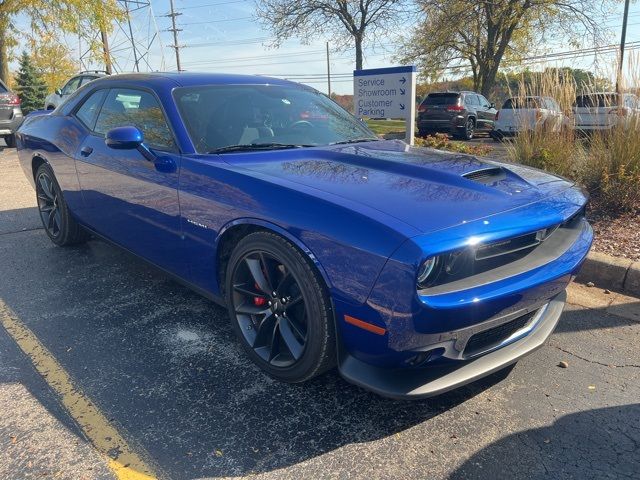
491,96 -> 566,140
573,92 -> 640,133
44,71 -> 108,110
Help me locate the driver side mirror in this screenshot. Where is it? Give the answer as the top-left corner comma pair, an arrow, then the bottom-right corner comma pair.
55,88 -> 62,96
490,103 -> 496,109
106,126 -> 143,149
105,126 -> 156,161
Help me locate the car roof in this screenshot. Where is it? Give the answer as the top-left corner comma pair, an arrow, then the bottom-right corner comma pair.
86,72 -> 302,89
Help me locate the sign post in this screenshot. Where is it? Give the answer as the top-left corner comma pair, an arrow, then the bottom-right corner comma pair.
353,65 -> 417,145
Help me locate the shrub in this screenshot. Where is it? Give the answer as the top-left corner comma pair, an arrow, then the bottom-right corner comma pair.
505,65 -> 640,213
584,123 -> 640,213
415,133 -> 493,156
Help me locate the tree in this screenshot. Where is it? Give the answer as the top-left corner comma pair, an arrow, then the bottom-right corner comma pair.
30,34 -> 77,93
0,0 -> 122,84
401,0 -> 613,97
256,0 -> 407,70
14,51 -> 47,114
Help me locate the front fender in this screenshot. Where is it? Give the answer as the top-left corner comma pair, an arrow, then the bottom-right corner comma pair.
215,217 -> 335,294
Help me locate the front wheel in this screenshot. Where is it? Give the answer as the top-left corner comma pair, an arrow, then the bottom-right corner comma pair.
225,231 -> 335,383
35,164 -> 89,246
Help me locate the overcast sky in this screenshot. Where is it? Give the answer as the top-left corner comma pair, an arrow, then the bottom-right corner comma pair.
14,0 -> 640,94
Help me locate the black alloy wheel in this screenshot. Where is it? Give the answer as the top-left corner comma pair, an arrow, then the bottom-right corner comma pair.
464,117 -> 475,140
36,170 -> 62,239
232,250 -> 307,367
226,232 -> 335,382
34,163 -> 88,246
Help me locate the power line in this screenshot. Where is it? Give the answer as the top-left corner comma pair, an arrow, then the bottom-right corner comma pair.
182,16 -> 252,26
180,0 -> 250,10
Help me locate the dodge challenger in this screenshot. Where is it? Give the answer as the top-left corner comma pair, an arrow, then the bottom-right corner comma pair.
16,73 -> 592,399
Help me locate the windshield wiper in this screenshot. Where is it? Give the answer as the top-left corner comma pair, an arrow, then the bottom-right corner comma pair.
330,137 -> 380,146
208,143 -> 314,154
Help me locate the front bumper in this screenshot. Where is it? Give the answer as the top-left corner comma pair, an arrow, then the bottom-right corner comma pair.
339,291 -> 565,399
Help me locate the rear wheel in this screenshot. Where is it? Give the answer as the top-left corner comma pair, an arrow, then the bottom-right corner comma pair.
225,231 -> 335,383
35,163 -> 89,246
456,117 -> 475,140
4,134 -> 15,148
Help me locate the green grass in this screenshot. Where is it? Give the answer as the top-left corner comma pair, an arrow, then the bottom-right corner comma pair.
365,119 -> 406,137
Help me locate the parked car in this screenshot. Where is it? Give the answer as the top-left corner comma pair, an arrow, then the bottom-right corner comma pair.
417,91 -> 497,140
573,92 -> 640,133
0,78 -> 23,148
491,96 -> 566,140
44,71 -> 108,110
16,73 -> 592,399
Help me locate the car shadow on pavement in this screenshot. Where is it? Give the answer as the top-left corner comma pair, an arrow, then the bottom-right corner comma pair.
0,229 -> 521,479
554,301 -> 640,334
449,404 -> 640,479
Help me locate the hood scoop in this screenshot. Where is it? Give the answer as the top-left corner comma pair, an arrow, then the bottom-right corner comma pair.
463,167 -> 506,185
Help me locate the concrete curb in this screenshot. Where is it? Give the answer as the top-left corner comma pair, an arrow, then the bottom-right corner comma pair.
576,251 -> 640,297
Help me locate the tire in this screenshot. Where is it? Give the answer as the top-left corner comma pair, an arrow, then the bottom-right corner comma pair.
4,134 -> 15,148
35,163 -> 89,246
456,117 -> 475,140
225,231 -> 336,383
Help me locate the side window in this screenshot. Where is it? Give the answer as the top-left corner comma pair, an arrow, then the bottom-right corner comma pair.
75,89 -> 107,130
79,76 -> 97,87
465,94 -> 478,106
94,88 -> 175,151
478,95 -> 490,107
61,77 -> 82,95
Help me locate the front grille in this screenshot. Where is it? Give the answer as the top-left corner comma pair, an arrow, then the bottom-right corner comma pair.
475,226 -> 558,261
464,310 -> 538,357
463,167 -> 506,184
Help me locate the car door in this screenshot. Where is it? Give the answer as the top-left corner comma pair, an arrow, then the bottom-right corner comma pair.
73,86 -> 186,276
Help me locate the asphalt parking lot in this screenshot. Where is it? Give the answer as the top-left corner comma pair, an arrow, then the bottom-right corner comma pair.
1,146 -> 639,480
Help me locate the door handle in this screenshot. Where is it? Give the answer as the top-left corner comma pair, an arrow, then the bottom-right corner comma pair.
80,146 -> 93,157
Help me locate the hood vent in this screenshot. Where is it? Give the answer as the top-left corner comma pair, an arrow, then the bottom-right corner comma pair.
463,167 -> 506,185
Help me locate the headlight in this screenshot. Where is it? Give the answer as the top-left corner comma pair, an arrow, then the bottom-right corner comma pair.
417,257 -> 439,287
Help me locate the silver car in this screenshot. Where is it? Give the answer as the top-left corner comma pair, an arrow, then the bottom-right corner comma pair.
44,71 -> 108,110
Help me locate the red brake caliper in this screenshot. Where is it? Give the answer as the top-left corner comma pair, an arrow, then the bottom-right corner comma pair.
253,283 -> 267,306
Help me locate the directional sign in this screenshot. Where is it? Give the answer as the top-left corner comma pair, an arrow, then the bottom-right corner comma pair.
353,65 -> 417,144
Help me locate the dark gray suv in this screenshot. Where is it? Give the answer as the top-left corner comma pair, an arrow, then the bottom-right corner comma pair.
0,79 -> 23,148
417,91 -> 497,140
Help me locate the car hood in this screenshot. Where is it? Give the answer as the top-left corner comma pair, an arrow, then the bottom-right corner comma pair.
224,140 -> 574,234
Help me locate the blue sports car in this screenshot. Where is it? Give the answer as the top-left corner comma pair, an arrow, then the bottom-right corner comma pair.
16,73 -> 592,399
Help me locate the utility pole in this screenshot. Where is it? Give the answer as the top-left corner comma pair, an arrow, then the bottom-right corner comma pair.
326,42 -> 331,97
616,0 -> 631,94
124,0 -> 139,72
167,0 -> 183,71
100,27 -> 113,74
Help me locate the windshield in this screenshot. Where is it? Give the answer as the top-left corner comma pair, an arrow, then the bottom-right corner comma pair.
173,84 -> 378,153
574,94 -> 619,108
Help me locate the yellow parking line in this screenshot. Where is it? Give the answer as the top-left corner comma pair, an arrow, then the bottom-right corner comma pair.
0,300 -> 157,480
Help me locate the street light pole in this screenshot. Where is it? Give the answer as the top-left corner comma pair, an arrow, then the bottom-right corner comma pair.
616,0 -> 631,93
326,42 -> 331,97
